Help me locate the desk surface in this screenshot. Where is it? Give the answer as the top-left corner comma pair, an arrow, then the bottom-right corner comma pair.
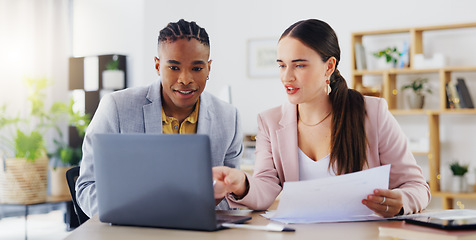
64,210 -> 393,240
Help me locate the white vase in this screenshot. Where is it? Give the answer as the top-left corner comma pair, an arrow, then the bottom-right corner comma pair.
102,70 -> 125,90
451,175 -> 467,193
406,94 -> 425,109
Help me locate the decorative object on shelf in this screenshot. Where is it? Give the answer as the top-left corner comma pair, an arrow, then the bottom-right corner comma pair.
0,78 -> 61,204
401,77 -> 432,109
102,55 -> 125,90
372,47 -> 401,69
397,41 -> 410,68
450,161 -> 468,193
413,53 -> 446,69
354,42 -> 367,70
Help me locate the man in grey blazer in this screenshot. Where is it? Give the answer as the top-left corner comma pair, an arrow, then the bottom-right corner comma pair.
76,19 -> 243,217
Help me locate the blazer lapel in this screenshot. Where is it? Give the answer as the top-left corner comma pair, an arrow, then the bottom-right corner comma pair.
197,94 -> 212,135
143,81 -> 163,133
276,104 -> 300,182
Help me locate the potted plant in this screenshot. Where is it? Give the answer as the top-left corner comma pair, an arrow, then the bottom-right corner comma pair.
373,47 -> 401,69
102,55 -> 125,90
400,77 -> 432,109
450,161 -> 469,193
0,78 -> 63,204
49,98 -> 90,197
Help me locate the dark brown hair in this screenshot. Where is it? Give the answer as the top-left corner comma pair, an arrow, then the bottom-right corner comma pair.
280,19 -> 367,174
158,19 -> 209,47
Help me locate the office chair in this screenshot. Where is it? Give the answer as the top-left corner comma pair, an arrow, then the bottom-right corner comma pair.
66,166 -> 90,225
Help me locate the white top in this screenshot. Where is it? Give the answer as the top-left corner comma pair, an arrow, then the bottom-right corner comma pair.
298,148 -> 335,181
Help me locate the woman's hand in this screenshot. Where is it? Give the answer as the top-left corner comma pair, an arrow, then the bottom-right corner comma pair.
362,189 -> 403,218
212,166 -> 248,200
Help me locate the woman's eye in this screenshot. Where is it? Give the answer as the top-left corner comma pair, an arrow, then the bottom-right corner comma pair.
169,66 -> 180,71
278,64 -> 286,69
296,65 -> 305,68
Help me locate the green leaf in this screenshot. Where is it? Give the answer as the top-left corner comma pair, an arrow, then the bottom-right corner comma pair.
14,130 -> 45,161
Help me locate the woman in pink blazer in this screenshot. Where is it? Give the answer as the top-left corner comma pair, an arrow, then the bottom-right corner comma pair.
213,19 -> 430,217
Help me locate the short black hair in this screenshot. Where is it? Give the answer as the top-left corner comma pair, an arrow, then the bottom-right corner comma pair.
158,19 -> 209,47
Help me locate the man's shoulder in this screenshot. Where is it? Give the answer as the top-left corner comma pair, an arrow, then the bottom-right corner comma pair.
106,84 -> 153,106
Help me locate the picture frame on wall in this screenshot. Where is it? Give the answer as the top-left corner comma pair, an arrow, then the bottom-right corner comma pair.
247,38 -> 279,78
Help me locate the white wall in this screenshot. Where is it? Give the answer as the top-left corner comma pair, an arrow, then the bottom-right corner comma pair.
72,0 -> 144,87
73,0 -> 476,208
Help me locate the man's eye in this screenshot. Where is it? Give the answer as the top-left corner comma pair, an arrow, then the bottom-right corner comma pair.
169,66 -> 179,71
192,67 -> 203,71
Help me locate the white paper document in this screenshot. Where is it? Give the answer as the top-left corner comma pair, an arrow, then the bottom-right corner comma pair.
263,164 -> 391,223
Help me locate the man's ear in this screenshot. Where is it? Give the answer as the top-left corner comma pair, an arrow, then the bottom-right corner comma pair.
208,59 -> 212,72
154,57 -> 160,76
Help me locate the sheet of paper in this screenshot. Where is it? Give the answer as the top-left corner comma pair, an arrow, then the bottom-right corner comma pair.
263,164 -> 390,223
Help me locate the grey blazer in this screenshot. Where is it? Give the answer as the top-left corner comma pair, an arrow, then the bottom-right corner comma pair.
76,80 -> 243,217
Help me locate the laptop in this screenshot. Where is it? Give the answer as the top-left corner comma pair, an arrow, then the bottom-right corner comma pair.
92,133 -> 251,231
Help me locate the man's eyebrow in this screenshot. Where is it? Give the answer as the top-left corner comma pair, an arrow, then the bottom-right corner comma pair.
167,60 -> 181,64
192,60 -> 207,65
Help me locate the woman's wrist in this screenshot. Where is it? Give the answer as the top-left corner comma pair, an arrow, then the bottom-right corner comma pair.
231,175 -> 249,199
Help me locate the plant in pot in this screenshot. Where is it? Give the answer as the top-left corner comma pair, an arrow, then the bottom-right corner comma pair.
48,98 -> 90,197
0,78 -> 64,204
102,55 -> 125,90
450,161 -> 469,193
401,77 -> 432,109
373,47 -> 401,69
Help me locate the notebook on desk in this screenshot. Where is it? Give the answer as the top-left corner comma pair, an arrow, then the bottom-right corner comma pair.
92,133 -> 251,231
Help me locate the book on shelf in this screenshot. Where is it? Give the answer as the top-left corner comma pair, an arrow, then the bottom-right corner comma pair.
456,78 -> 474,109
447,81 -> 462,109
354,42 -> 367,70
379,221 -> 476,240
446,83 -> 456,109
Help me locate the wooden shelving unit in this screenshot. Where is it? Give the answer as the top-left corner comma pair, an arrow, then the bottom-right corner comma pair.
351,22 -> 476,209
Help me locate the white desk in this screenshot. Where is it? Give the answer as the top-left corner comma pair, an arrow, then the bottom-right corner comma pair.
64,210 -> 392,240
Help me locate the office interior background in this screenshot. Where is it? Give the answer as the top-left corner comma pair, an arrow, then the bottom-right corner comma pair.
1,0 -> 476,235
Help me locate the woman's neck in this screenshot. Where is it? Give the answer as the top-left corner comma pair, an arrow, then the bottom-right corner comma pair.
297,98 -> 332,125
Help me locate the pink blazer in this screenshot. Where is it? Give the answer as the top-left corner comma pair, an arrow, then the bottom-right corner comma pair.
228,96 -> 430,215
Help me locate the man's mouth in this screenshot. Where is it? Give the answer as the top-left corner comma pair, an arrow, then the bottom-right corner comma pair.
174,89 -> 196,94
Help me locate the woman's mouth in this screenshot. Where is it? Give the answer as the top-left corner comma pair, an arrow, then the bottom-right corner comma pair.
285,86 -> 299,94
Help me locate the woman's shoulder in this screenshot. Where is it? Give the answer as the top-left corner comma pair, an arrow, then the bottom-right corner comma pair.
258,103 -> 296,127
260,103 -> 295,119
364,96 -> 389,114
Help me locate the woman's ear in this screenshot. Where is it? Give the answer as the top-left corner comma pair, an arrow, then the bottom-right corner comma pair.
325,57 -> 337,77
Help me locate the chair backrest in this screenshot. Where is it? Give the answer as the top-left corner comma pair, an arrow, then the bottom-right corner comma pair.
66,166 -> 90,225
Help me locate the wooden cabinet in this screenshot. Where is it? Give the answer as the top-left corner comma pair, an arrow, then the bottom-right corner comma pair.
351,23 -> 476,209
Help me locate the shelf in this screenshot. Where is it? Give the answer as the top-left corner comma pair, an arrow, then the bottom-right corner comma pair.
353,66 -> 476,76
433,192 -> 476,199
412,152 -> 429,156
352,22 -> 476,210
352,22 -> 476,38
391,109 -> 476,115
